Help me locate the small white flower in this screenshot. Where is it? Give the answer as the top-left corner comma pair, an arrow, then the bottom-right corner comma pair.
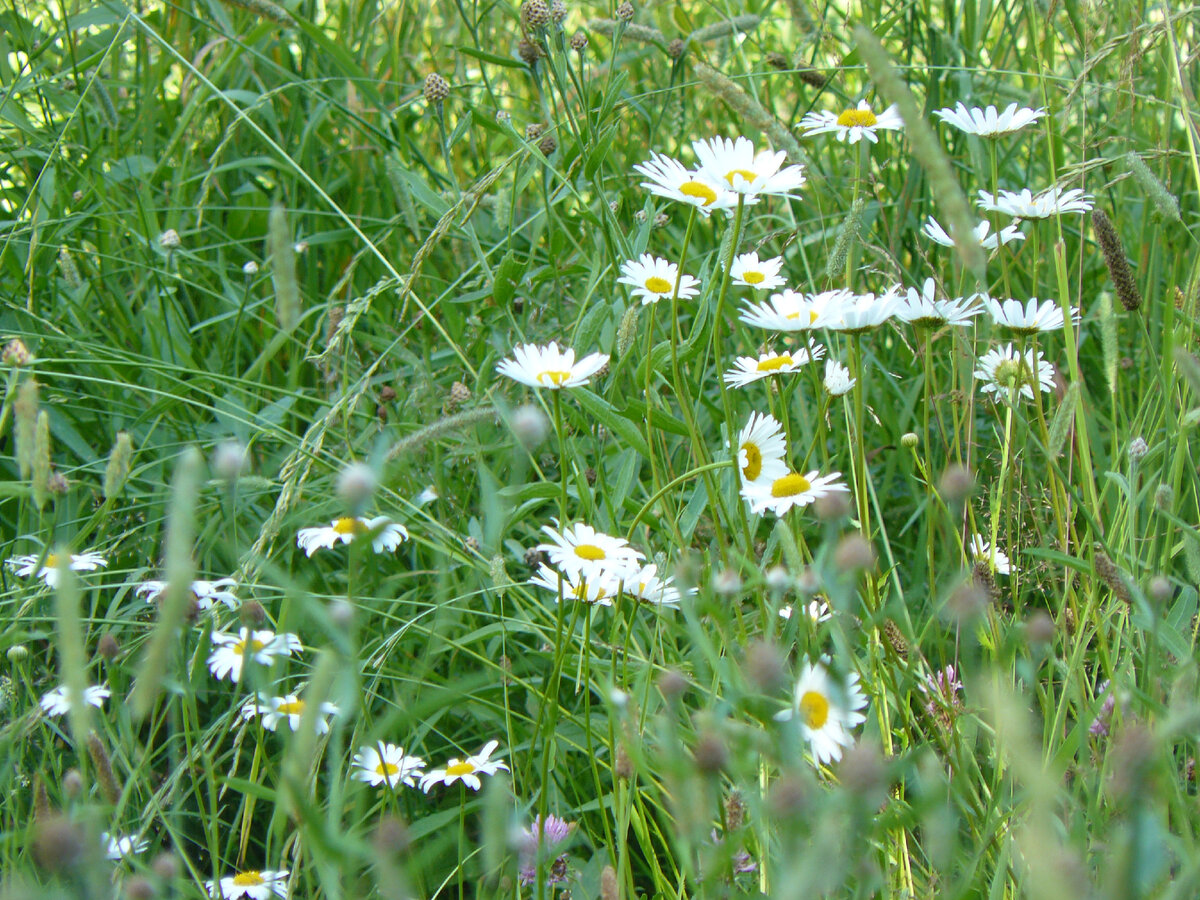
896,279 -> 981,327
969,534 -> 1013,574
796,100 -> 904,144
102,833 -> 148,860
740,470 -> 849,516
529,563 -> 620,606
40,684 -> 110,717
922,216 -> 1025,251
775,658 -> 868,765
823,289 -> 902,333
352,742 -> 426,788
136,577 -> 239,610
633,152 -> 739,215
496,342 -> 609,390
205,869 -> 289,899
723,342 -> 825,388
416,486 -> 440,505
977,186 -> 1093,219
7,551 -> 107,588
983,296 -> 1079,334
974,343 -> 1056,402
729,252 -> 787,291
420,739 -> 510,792
823,359 -> 856,396
617,253 -> 701,305
618,563 -> 692,608
739,288 -> 849,332
207,629 -> 302,683
296,516 -> 409,557
932,102 -> 1046,137
736,412 -> 789,486
779,599 -> 831,623
691,136 -> 807,198
536,521 -> 644,581
241,693 -> 340,733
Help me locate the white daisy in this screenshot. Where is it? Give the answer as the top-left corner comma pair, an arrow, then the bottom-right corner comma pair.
796,100 -> 904,144
691,136 -> 807,198
729,252 -> 787,291
536,521 -> 644,580
779,599 -> 832,623
774,658 -> 868,765
241,693 -> 340,734
932,102 -> 1046,137
723,342 -> 825,388
896,279 -> 981,327
619,563 -> 691,608
352,742 -> 426,788
633,151 -> 739,215
922,216 -> 1025,250
496,342 -> 609,390
740,470 -> 849,516
102,833 -> 149,860
419,739 -> 510,792
739,288 -> 849,332
136,577 -> 239,610
207,629 -> 302,683
205,869 -> 289,899
823,288 -> 902,333
823,359 -> 857,396
296,516 -> 409,557
983,296 -> 1079,334
973,343 -> 1056,402
969,534 -> 1013,574
7,551 -> 107,588
977,186 -> 1093,218
736,413 -> 789,485
617,253 -> 701,305
529,563 -> 620,606
40,684 -> 110,717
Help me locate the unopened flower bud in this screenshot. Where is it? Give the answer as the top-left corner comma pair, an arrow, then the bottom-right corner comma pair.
901,432 -> 919,449
521,0 -> 551,31
657,669 -> 688,699
569,29 -> 588,51
423,72 -> 450,104
158,229 -> 181,250
337,462 -> 377,506
7,645 -> 29,662
2,339 -> 31,366
538,134 -> 558,156
713,568 -> 742,596
213,441 -> 248,480
512,404 -> 550,448
1128,436 -> 1148,460
242,260 -> 259,276
938,463 -> 975,502
1025,610 -> 1055,645
834,534 -> 876,572
615,0 -> 633,21
33,815 -> 84,872
666,38 -> 685,59
550,0 -> 567,22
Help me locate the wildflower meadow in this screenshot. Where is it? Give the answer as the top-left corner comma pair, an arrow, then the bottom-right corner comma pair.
2,0 -> 1199,896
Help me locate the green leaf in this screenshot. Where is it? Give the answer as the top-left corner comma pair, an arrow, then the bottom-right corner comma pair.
573,389 -> 651,458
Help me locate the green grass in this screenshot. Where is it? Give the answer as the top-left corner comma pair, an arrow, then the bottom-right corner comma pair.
1,0 -> 1200,896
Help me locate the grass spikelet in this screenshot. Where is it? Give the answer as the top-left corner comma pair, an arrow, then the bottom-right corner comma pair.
1091,208 -> 1142,312
587,19 -> 666,46
57,247 -> 82,290
1125,152 -> 1180,223
52,559 -> 90,746
103,431 -> 133,500
86,732 -> 121,804
386,407 -> 495,461
691,61 -> 806,163
616,304 -> 641,357
1093,549 -> 1133,604
15,379 -> 38,480
689,14 -> 761,43
1098,292 -> 1119,395
853,26 -> 984,280
1047,382 -> 1080,458
825,198 -> 865,284
32,410 -> 50,511
1173,348 -> 1200,400
268,201 -> 300,334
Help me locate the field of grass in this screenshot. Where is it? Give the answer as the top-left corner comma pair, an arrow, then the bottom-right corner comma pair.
2,0 -> 1200,895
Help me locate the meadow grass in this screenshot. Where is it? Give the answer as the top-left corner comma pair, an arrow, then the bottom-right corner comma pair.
1,0 -> 1199,896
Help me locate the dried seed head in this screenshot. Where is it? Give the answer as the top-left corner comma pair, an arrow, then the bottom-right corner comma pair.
938,463 -> 975,502
1154,483 -> 1172,509
15,379 -> 38,480
240,600 -> 266,627
1092,209 -> 1142,312
765,51 -> 789,70
550,0 -> 567,22
798,68 -> 829,88
62,769 -> 84,799
814,492 -> 851,520
569,29 -> 588,51
126,877 -> 157,900
1094,549 -> 1132,604
524,122 -> 545,141
764,565 -> 791,593
724,791 -> 747,830
714,568 -> 743,596
32,410 -> 51,511
48,469 -> 69,496
692,729 -> 728,774
839,740 -> 886,804
151,853 -> 179,881
2,338 -> 31,367
768,774 -> 809,819
614,743 -> 634,779
523,546 -> 547,568
464,535 -> 481,554
615,0 -> 633,21
97,633 -> 121,661
337,462 -> 377,506
380,386 -> 397,404
517,37 -> 543,67
538,133 -> 558,155
449,380 -> 471,408
834,534 -> 876,572
881,619 -> 908,659
667,38 -> 686,59
947,578 -> 990,622
1149,575 -> 1172,604
423,72 -> 450,104
33,815 -> 85,872
87,732 -> 121,804
600,864 -> 619,900
521,0 -> 551,30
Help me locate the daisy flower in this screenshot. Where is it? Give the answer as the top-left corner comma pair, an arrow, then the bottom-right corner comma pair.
536,521 -> 644,580
896,278 -> 981,328
922,216 -> 1025,250
973,343 -> 1056,402
102,833 -> 149,860
822,288 -> 902,333
823,359 -> 856,396
296,516 -> 408,557
691,136 -> 807,198
933,102 -> 1046,137
617,253 -> 701,305
774,658 -> 868,765
619,563 -> 692,608
977,186 -> 1093,218
352,742 -> 426,788
420,739 -> 510,792
779,599 -> 832,623
729,252 -> 787,291
40,684 -> 110,717
7,551 -> 107,588
723,342 -> 825,388
969,533 -> 1013,575
496,342 -> 609,390
741,470 -> 849,517
796,100 -> 904,144
736,412 -> 789,486
739,288 -> 849,332
983,296 -> 1079,334
633,151 -> 738,215
241,693 -> 340,734
205,870 -> 289,899
529,563 -> 620,606
207,629 -> 302,683
137,577 -> 239,610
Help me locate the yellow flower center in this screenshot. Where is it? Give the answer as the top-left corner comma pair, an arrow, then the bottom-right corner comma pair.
742,271 -> 765,284
644,276 -> 672,294
740,442 -> 762,481
277,699 -> 305,716
800,690 -> 830,728
724,168 -> 759,186
771,473 -> 812,498
446,761 -> 476,776
836,108 -> 878,128
537,370 -> 572,386
574,544 -> 607,561
44,554 -> 58,568
784,309 -> 820,324
234,639 -> 266,655
756,354 -> 794,372
233,872 -> 266,887
333,517 -> 366,535
376,761 -> 400,777
679,180 -> 717,205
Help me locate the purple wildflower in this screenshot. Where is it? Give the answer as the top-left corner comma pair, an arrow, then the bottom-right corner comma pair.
517,814 -> 573,886
1089,680 -> 1116,737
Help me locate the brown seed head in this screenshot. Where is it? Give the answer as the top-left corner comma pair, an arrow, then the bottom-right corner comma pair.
538,133 -> 558,156
521,0 -> 551,30
615,0 -> 633,20
692,729 -> 728,774
33,815 -> 85,872
765,51 -> 789,70
569,29 -> 588,51
517,37 -> 543,66
423,73 -> 450,105
667,38 -> 686,59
